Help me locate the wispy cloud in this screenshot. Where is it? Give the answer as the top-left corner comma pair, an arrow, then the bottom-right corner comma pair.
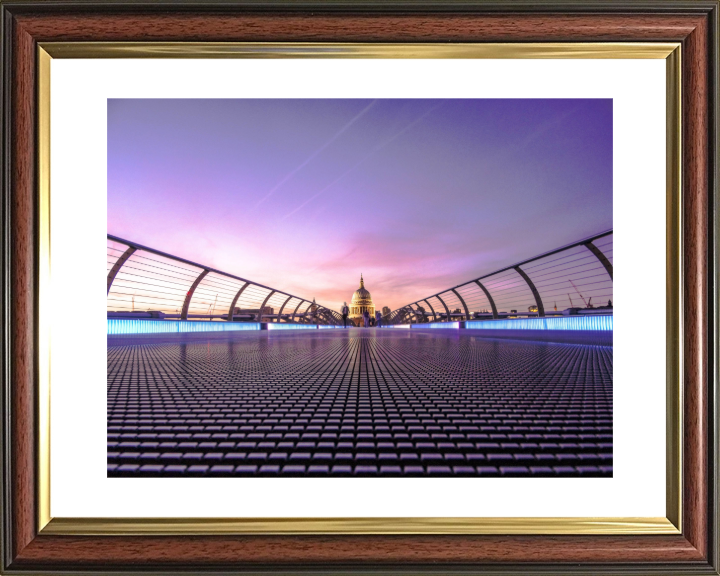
253,100 -> 377,209
279,102 -> 444,221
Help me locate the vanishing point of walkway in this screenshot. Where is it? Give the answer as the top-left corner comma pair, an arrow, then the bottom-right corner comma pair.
107,329 -> 613,477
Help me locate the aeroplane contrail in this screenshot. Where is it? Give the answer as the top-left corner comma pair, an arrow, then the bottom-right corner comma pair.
253,100 -> 378,209
279,102 -> 444,222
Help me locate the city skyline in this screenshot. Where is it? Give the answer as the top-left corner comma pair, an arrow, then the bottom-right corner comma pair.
108,98 -> 612,312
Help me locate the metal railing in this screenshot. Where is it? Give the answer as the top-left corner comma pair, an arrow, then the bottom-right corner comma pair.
107,235 -> 342,325
388,230 -> 613,324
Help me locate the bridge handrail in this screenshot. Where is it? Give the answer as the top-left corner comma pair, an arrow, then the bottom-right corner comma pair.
107,234 -> 341,325
389,229 -> 613,324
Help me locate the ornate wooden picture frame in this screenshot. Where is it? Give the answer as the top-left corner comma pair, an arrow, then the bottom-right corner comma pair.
1,1 -> 717,573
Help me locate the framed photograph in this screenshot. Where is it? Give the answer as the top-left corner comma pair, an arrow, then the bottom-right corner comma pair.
1,1 -> 717,574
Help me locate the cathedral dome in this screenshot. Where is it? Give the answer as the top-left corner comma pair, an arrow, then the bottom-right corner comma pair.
351,274 -> 373,305
349,275 -> 375,326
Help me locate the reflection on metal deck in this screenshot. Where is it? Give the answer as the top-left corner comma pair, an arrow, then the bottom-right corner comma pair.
107,329 -> 612,478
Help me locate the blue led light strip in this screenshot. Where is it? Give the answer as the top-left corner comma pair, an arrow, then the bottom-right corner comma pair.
412,322 -> 459,329
108,319 -> 263,335
107,319 -> 342,335
268,323 -> 320,330
109,316 -> 612,334
465,315 -> 612,331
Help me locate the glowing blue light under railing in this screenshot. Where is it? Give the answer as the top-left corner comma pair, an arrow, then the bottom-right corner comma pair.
318,325 -> 339,329
466,316 -> 613,331
268,323 -> 320,330
381,324 -> 410,329
412,322 -> 459,329
107,319 -> 262,335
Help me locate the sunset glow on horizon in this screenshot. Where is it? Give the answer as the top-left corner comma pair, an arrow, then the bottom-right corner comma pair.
108,98 -> 612,313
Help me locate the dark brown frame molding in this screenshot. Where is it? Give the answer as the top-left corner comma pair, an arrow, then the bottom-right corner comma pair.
1,1 -> 718,573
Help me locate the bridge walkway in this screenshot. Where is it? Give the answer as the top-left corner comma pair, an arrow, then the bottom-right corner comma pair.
107,329 -> 612,477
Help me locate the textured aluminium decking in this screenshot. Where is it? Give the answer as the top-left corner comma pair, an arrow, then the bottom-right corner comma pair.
107,328 -> 613,477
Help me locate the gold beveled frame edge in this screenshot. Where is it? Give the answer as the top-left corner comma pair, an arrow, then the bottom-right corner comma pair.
41,516 -> 677,536
38,46 -> 51,533
665,44 -> 682,533
35,42 -> 682,536
40,41 -> 678,59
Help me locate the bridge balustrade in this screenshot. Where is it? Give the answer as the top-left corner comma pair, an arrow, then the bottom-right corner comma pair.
107,235 -> 341,325
391,230 -> 613,324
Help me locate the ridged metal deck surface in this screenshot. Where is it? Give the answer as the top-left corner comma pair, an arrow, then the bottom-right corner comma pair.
107,329 -> 613,477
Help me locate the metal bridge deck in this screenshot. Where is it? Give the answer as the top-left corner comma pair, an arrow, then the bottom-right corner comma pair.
107,329 -> 612,477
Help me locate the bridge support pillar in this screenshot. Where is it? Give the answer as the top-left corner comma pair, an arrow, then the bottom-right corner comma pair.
258,290 -> 276,322
435,294 -> 452,322
301,301 -> 313,323
181,269 -> 210,320
227,282 -> 250,321
584,241 -> 613,280
474,280 -> 499,319
291,300 -> 305,323
423,299 -> 437,323
107,246 -> 136,295
514,265 -> 545,317
451,288 -> 471,320
277,295 -> 292,323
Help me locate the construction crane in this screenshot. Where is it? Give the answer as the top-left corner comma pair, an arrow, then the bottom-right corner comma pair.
569,280 -> 589,307
568,293 -> 575,308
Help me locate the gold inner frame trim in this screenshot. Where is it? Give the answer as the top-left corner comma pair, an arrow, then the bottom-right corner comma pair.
665,45 -> 683,531
36,42 -> 683,536
40,41 -> 679,59
37,46 -> 52,532
43,516 -> 677,536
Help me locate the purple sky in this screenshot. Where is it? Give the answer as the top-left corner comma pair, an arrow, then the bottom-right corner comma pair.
108,99 -> 612,312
